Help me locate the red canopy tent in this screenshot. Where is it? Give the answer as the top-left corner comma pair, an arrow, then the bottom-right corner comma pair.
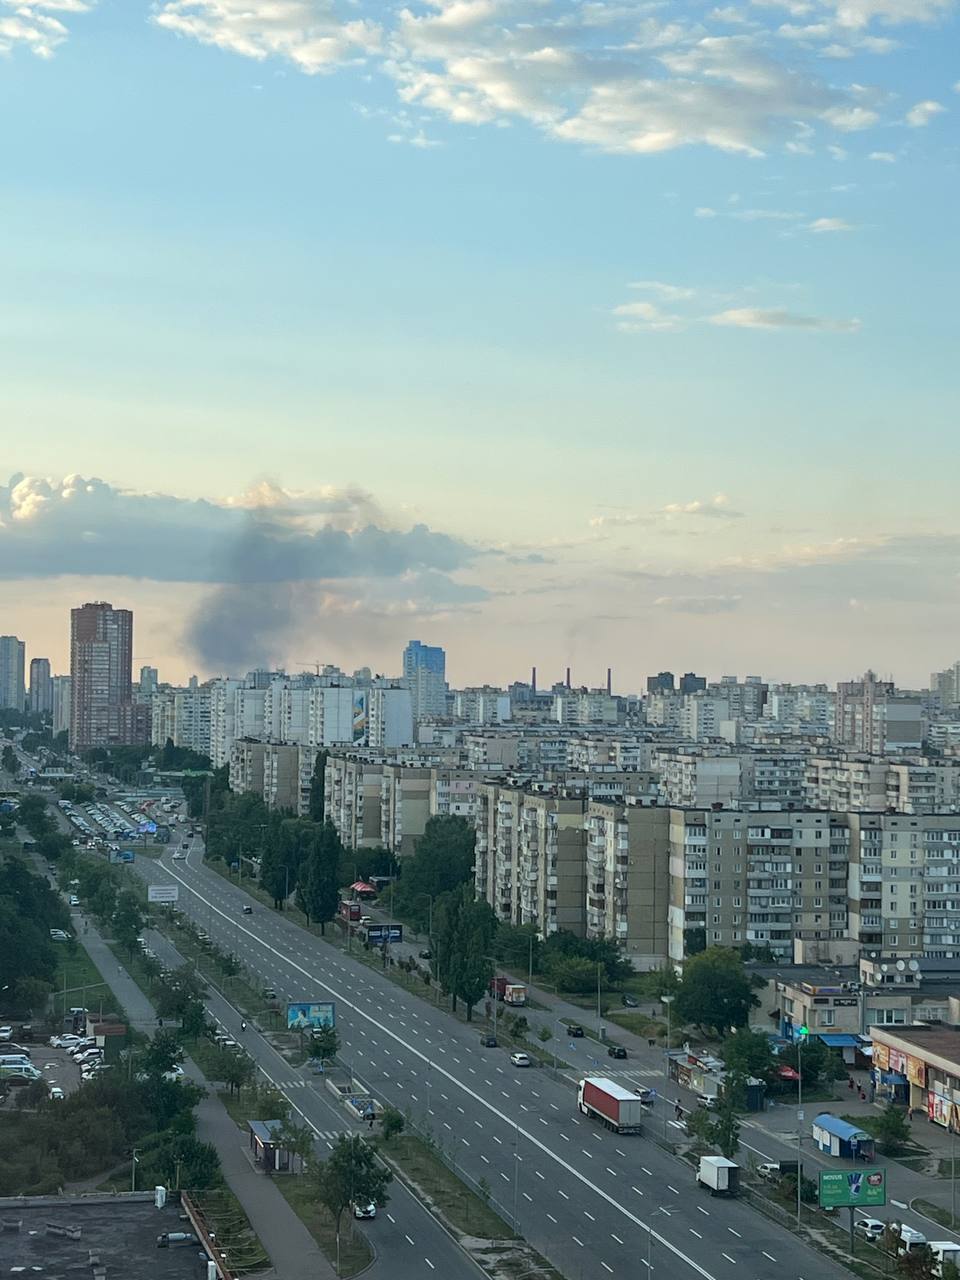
349,881 -> 377,897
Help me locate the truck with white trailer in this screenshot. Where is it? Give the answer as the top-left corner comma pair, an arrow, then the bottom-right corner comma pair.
697,1156 -> 740,1197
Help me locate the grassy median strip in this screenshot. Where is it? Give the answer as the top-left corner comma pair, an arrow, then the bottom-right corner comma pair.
378,1133 -> 514,1239
274,1177 -> 372,1279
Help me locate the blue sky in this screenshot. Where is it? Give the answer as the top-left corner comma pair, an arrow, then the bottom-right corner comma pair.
1,0 -> 958,687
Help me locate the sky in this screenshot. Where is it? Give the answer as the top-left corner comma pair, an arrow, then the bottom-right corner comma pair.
1,0 -> 958,691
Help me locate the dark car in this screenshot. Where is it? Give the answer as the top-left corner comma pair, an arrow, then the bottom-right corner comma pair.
621,993 -> 639,1008
242,905 -> 253,914
565,1024 -> 584,1037
607,1044 -> 627,1059
418,949 -> 432,960
479,1034 -> 498,1048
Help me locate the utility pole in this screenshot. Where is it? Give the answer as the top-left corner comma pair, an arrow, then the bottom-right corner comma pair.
131,1148 -> 140,1192
662,995 -> 674,1139
796,1025 -> 808,1232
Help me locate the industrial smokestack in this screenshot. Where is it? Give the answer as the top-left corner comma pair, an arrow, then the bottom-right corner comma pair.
531,665 -> 537,693
565,667 -> 571,689
606,667 -> 612,695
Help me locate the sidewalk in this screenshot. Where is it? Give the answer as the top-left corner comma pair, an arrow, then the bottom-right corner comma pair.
75,920 -> 335,1280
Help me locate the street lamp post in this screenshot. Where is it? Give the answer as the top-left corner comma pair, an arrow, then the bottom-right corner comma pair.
661,995 -> 674,1138
647,1205 -> 672,1272
796,1024 -> 808,1231
130,1148 -> 140,1193
513,1123 -> 521,1231
596,963 -> 603,1038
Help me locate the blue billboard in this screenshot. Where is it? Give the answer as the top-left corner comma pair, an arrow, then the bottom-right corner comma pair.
366,923 -> 403,944
287,1002 -> 336,1031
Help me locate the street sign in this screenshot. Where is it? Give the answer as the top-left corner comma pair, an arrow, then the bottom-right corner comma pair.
366,923 -> 403,944
819,1169 -> 887,1209
148,884 -> 179,904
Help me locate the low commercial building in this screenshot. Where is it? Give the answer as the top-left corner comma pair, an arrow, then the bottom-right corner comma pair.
871,1026 -> 960,1126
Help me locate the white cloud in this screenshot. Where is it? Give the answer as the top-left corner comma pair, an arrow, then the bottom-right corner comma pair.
662,494 -> 745,519
820,104 -> 879,130
905,99 -> 946,126
710,306 -> 861,330
695,206 -> 719,217
654,593 -> 742,613
152,0 -> 381,75
612,300 -> 683,332
628,280 -> 697,300
388,129 -> 442,147
868,149 -> 896,161
0,0 -> 92,57
805,215 -> 855,231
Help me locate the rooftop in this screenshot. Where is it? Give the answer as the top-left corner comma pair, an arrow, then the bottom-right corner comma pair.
0,1194 -> 207,1280
873,1025 -> 960,1062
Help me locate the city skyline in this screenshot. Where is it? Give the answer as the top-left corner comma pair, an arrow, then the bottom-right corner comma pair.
2,1 -> 958,685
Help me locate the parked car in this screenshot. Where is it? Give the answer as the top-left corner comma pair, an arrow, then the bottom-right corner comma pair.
565,1024 -> 584,1037
607,1044 -> 627,1060
510,1052 -> 532,1068
352,1202 -> 377,1220
479,1034 -> 498,1048
48,1087 -> 65,1101
50,1034 -> 81,1048
0,1026 -> 13,1042
68,895 -> 79,907
418,949 -> 432,960
854,1218 -> 886,1242
621,994 -> 639,1008
49,929 -> 70,941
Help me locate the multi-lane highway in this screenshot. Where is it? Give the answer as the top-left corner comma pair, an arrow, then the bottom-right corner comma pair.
133,840 -> 853,1280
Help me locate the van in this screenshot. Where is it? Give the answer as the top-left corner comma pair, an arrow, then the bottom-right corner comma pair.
0,1053 -> 32,1065
0,1063 -> 40,1081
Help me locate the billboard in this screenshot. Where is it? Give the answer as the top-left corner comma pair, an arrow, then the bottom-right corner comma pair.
366,923 -> 403,944
148,884 -> 179,904
287,1002 -> 336,1031
819,1170 -> 886,1209
138,820 -> 157,835
110,849 -> 136,864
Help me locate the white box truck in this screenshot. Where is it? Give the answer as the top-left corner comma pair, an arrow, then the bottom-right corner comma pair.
697,1156 -> 740,1197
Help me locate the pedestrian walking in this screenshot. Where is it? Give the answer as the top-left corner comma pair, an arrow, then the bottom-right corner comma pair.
848,1077 -> 855,1091
859,1088 -> 866,1101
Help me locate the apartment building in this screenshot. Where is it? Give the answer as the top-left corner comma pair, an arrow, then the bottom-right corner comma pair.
847,813 -> 960,959
430,769 -> 481,822
454,687 -> 511,724
229,739 -> 267,797
584,802 -> 670,968
516,790 -> 586,936
805,754 -> 889,811
69,603 -> 143,751
209,679 -> 243,768
380,763 -> 431,856
151,682 -> 212,756
475,781 -> 523,923
262,742 -> 312,813
836,671 -> 924,754
665,808 -> 852,963
553,689 -> 618,726
654,750 -> 744,808
28,657 -> 53,716
0,636 -> 26,712
324,752 -> 386,849
679,694 -> 731,742
51,675 -> 72,737
367,683 -> 414,748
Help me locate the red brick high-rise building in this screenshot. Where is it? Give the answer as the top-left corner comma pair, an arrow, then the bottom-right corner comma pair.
69,602 -> 148,752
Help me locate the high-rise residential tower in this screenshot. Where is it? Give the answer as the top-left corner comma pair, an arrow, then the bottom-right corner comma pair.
0,636 -> 26,711
402,640 -> 446,679
29,657 -> 53,715
69,602 -> 147,751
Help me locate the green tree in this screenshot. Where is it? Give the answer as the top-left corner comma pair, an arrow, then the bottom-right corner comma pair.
394,816 -> 476,928
684,927 -> 707,956
141,1030 -> 185,1078
307,1026 -> 340,1065
112,890 -> 145,956
380,1107 -> 405,1143
300,821 -> 342,933
721,1028 -> 776,1082
314,1134 -> 392,1242
221,1053 -> 255,1098
780,1036 -> 846,1090
144,1134 -> 223,1191
873,1102 -> 911,1155
940,1259 -> 959,1280
308,750 -> 328,822
276,1117 -> 316,1175
711,1077 -> 742,1159
495,922 -> 542,972
685,1107 -> 715,1149
452,893 -> 497,1020
674,947 -> 758,1035
897,1245 -> 938,1280
550,956 -> 599,994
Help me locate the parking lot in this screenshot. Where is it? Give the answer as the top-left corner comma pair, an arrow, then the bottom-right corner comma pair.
0,1043 -> 81,1109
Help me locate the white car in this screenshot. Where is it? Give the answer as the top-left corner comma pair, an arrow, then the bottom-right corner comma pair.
68,895 -> 79,907
0,1026 -> 13,1042
172,851 -> 186,860
352,1202 -> 377,1220
510,1052 -> 532,1068
50,929 -> 71,941
855,1218 -> 887,1242
48,1086 -> 65,1101
50,1034 -> 81,1048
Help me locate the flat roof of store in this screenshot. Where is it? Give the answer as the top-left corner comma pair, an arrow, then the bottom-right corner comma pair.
0,1195 -> 205,1279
